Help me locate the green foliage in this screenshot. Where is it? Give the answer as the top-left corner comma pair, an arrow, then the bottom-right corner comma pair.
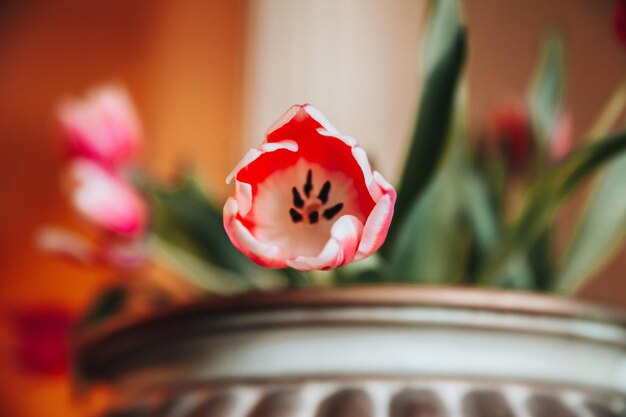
383,0 -> 467,257
147,176 -> 308,291
462,169 -> 535,289
554,146 -> 626,294
479,130 -> 626,286
529,34 -> 566,149
386,97 -> 469,284
148,176 -> 255,278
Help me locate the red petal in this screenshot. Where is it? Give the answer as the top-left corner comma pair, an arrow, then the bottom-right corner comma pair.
11,306 -> 75,377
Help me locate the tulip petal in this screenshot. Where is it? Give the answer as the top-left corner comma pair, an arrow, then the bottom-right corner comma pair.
70,160 -> 147,236
355,173 -> 396,261
58,84 -> 140,168
303,104 -> 341,136
235,181 -> 253,217
231,221 -> 286,268
286,215 -> 363,271
226,140 -> 298,184
223,198 -> 286,268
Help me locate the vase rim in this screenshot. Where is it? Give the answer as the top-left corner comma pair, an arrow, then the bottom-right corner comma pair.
73,285 -> 626,376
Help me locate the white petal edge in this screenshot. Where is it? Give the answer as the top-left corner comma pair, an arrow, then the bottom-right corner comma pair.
316,128 -> 358,147
224,197 -> 286,268
235,181 -> 253,217
286,215 -> 363,271
226,140 -> 298,184
355,192 -> 395,261
231,218 -> 286,268
265,105 -> 300,136
368,170 -> 395,201
303,104 -> 341,135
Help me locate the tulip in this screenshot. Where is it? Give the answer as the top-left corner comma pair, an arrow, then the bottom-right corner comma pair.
58,85 -> 141,168
488,104 -> 532,171
70,159 -> 147,237
224,104 -> 395,271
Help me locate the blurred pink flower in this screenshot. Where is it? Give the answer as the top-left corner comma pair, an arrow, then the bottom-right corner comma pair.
488,104 -> 532,171
11,306 -> 75,377
58,85 -> 141,169
70,159 -> 147,237
224,104 -> 395,271
549,113 -> 573,162
614,0 -> 626,48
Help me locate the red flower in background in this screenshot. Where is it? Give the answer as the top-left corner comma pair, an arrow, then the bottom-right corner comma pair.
487,103 -> 572,169
11,306 -> 75,377
614,0 -> 626,48
488,104 -> 532,171
224,104 -> 395,271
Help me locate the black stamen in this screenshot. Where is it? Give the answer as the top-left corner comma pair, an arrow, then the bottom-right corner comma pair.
317,180 -> 331,204
304,169 -> 313,197
292,187 -> 304,208
289,208 -> 303,223
323,203 -> 344,220
308,211 -> 319,224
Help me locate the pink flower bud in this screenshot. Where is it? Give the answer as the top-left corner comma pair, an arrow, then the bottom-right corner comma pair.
58,85 -> 141,168
549,113 -> 573,162
69,160 -> 147,237
224,104 -> 396,271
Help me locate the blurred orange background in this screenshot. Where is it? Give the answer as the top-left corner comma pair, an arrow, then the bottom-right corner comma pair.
0,1 -> 625,416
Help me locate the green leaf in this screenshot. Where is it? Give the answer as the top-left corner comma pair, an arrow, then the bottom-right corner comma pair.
386,101 -> 468,284
282,268 -> 313,288
479,130 -> 626,286
527,230 -> 553,290
78,285 -> 126,328
148,176 -> 255,278
529,34 -> 565,148
587,79 -> 626,140
553,152 -> 626,294
150,236 -> 256,293
333,254 -> 386,285
147,176 -> 309,292
462,162 -> 535,288
383,0 -> 467,257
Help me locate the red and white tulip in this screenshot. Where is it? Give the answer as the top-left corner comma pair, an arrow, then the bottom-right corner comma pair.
224,104 -> 395,271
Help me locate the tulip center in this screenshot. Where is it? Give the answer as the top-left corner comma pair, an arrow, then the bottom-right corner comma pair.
289,169 -> 344,225
251,160 -> 364,258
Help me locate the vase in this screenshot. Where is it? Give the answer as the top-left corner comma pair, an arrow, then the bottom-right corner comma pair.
74,286 -> 626,417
